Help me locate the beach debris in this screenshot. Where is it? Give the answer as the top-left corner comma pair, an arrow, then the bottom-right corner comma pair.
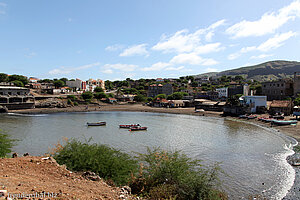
82,171 -> 101,181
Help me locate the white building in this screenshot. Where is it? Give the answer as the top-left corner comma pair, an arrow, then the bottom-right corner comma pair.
240,96 -> 267,113
216,87 -> 228,98
86,79 -> 105,91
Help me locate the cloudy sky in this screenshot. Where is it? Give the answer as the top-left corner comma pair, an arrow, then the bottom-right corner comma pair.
1,0 -> 300,80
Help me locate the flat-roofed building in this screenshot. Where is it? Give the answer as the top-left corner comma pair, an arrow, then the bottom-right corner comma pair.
0,86 -> 35,110
262,79 -> 294,100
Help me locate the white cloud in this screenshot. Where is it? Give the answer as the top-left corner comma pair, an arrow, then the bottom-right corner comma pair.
228,52 -> 241,60
152,19 -> 226,53
165,66 -> 185,71
105,44 -> 124,51
49,62 -> 100,75
226,1 -> 300,38
141,62 -> 171,71
25,52 -> 37,58
103,69 -> 113,74
228,31 -> 296,60
194,43 -> 224,54
103,63 -> 138,72
205,67 -> 218,72
170,53 -> 218,66
67,18 -> 73,22
256,31 -> 296,51
0,2 -> 6,14
120,44 -> 149,57
250,54 -> 273,59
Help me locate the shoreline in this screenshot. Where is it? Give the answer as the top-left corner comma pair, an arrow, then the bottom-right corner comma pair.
9,103 -> 300,141
7,103 -> 300,199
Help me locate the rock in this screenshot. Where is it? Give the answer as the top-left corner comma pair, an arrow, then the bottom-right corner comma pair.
82,171 -> 101,181
23,153 -> 29,157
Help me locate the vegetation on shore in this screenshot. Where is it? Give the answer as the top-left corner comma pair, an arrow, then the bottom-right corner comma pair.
0,130 -> 15,158
53,139 -> 226,199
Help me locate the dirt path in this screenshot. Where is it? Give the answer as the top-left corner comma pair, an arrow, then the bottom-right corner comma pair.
0,156 -> 124,199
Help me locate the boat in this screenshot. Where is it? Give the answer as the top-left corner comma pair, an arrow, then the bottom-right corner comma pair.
247,115 -> 257,119
87,122 -> 106,126
271,120 -> 298,126
119,124 -> 140,129
239,115 -> 248,119
262,118 -> 275,123
129,127 -> 147,131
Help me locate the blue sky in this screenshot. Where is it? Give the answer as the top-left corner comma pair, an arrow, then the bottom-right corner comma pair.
1,0 -> 300,81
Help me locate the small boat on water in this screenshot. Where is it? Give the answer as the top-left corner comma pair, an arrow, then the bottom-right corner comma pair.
129,127 -> 147,131
119,124 -> 140,129
87,122 -> 106,126
271,120 -> 297,126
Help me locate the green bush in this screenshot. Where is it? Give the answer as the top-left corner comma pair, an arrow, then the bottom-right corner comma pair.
53,139 -> 138,186
81,91 -> 94,101
74,102 -> 79,106
130,148 -> 225,200
0,130 -> 15,158
67,95 -> 77,101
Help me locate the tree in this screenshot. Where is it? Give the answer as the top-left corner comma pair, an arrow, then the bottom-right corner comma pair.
94,92 -> 108,99
0,130 -> 15,158
0,73 -> 8,82
105,80 -> 113,90
54,80 -> 64,88
94,87 -> 104,93
134,94 -> 146,102
154,94 -> 166,100
59,78 -> 68,84
294,94 -> 300,106
12,80 -> 24,87
191,81 -> 198,87
147,97 -> 153,102
8,75 -> 28,85
81,91 -> 93,101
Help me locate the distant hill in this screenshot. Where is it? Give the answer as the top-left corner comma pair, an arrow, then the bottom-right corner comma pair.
194,60 -> 300,82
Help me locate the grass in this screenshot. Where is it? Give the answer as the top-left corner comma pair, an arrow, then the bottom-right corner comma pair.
0,130 -> 15,158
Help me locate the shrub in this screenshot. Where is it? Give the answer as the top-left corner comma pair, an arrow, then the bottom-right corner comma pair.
74,102 -> 79,106
94,92 -> 108,99
0,130 -> 15,158
130,148 -> 225,200
81,91 -> 93,101
67,95 -> 77,101
53,139 -> 138,186
94,87 -> 104,93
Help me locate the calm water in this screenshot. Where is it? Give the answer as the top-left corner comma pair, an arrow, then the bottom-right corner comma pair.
0,111 -> 296,199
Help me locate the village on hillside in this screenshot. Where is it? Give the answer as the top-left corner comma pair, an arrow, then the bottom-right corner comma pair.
0,72 -> 300,118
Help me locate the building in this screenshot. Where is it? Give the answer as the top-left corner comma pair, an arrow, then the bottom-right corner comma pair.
261,79 -> 294,100
66,79 -> 84,90
156,78 -> 164,82
169,100 -> 184,108
294,72 -> 300,96
269,100 -> 293,115
147,84 -> 173,98
86,79 -> 105,92
0,86 -> 35,110
228,84 -> 250,97
216,87 -> 228,98
240,96 -> 267,113
29,77 -> 40,83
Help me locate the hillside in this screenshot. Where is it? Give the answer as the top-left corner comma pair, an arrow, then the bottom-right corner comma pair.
195,60 -> 300,81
